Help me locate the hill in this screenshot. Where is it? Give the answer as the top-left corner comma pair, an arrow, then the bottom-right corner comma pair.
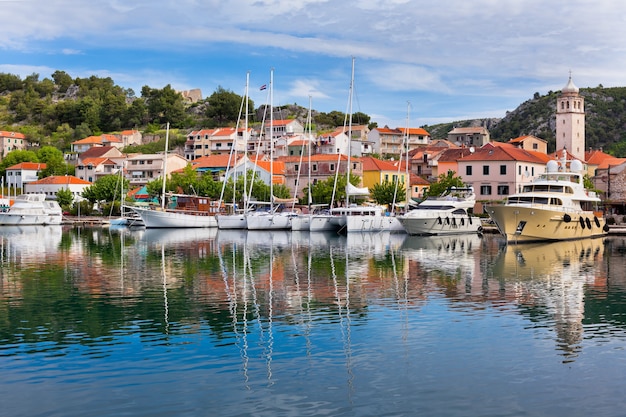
423,85 -> 626,156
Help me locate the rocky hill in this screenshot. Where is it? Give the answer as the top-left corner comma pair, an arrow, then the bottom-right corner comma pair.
423,85 -> 626,156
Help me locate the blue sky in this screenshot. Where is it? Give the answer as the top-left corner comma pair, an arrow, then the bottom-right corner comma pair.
2,0 -> 625,130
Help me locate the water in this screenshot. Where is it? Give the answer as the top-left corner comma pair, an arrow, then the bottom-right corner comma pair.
1,225 -> 626,417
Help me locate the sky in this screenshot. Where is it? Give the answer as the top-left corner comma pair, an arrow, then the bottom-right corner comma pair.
2,0 -> 626,130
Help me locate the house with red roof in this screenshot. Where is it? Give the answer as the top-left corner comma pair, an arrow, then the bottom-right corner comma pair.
0,131 -> 28,157
185,127 -> 253,160
457,142 -> 552,202
369,126 -> 431,159
316,129 -> 350,156
191,154 -> 242,180
4,162 -> 47,190
360,156 -> 408,191
71,134 -> 124,153
507,135 -> 548,154
24,175 -> 92,201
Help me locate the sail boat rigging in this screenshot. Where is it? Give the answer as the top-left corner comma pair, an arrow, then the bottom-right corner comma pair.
247,68 -> 297,230
131,123 -> 219,228
217,72 -> 251,229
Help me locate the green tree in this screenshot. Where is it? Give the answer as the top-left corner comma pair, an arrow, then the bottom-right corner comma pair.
205,86 -> 251,127
307,172 -> 360,206
370,180 -> 406,206
141,84 -> 187,127
37,146 -> 69,177
0,149 -> 39,177
55,188 -> 74,209
425,170 -> 465,197
82,174 -> 127,204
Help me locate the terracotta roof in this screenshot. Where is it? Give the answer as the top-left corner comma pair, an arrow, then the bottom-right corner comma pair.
79,146 -> 121,159
6,162 -> 46,170
73,134 -> 122,145
508,135 -> 547,144
460,142 -> 552,164
411,174 -> 430,186
397,127 -> 430,136
360,156 -> 398,172
0,131 -> 26,139
585,149 -> 622,166
29,175 -> 92,185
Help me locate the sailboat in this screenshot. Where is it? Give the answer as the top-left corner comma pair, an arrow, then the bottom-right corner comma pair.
291,95 -> 314,231
246,68 -> 297,230
132,123 -> 219,228
327,58 -> 391,233
217,72 -> 251,230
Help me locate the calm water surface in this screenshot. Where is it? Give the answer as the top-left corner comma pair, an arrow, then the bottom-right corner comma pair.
1,225 -> 626,417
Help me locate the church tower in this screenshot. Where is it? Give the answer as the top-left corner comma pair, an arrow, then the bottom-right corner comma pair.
556,75 -> 585,161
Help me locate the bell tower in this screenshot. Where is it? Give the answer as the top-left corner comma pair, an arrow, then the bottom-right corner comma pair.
556,74 -> 585,160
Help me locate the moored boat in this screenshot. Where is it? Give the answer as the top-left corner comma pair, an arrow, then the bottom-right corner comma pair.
397,187 -> 481,235
132,194 -> 220,228
0,193 -> 63,225
486,152 -> 608,243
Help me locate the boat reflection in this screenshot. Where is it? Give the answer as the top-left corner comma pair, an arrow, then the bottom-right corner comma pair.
400,233 -> 483,275
492,237 -> 606,361
0,225 -> 63,263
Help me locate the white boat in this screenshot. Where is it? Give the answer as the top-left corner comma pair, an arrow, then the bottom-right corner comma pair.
397,187 -> 481,235
216,212 -> 247,229
246,208 -> 297,230
0,193 -> 63,225
486,151 -> 608,243
109,205 -> 145,227
132,194 -> 220,228
132,124 -> 220,229
331,204 -> 394,233
244,69 -> 297,230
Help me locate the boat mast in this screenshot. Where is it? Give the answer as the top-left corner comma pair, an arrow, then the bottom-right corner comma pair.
243,71 -> 249,213
307,95 -> 313,211
345,57 -> 355,209
270,68 -> 274,213
161,122 -> 169,210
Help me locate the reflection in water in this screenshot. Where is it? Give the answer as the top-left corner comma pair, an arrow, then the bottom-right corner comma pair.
491,238 -> 605,361
2,226 -> 626,416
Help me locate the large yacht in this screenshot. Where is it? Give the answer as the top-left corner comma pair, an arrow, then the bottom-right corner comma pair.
486,151 -> 608,243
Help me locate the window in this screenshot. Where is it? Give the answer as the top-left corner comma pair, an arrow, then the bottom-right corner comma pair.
500,165 -> 506,175
312,164 -> 318,172
497,185 -> 509,195
295,164 -> 299,172
330,164 -> 335,171
480,185 -> 492,195
483,165 -> 489,175
466,166 -> 472,176
533,143 -> 538,150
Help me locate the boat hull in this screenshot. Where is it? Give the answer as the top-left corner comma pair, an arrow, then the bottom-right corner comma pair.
398,212 -> 481,235
487,205 -> 607,243
132,207 -> 217,228
216,214 -> 247,229
0,213 -> 62,226
309,215 -> 340,232
290,215 -> 311,231
246,212 -> 294,230
344,215 -> 404,233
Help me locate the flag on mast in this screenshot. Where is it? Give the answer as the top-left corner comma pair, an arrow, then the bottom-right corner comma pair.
259,84 -> 267,91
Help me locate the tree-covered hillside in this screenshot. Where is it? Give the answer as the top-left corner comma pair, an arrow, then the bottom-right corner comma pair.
423,85 -> 626,156
0,71 -> 373,153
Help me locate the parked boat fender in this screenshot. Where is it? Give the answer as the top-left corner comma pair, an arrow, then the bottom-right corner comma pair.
438,216 -> 442,225
579,217 -> 585,229
603,224 -> 610,232
594,216 -> 601,228
445,217 -> 450,225
563,214 -> 572,223
585,217 -> 592,229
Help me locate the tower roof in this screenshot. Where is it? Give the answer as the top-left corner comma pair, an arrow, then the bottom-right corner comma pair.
562,75 -> 579,94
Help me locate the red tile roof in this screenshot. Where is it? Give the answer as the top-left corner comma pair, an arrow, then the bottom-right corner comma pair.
360,156 -> 399,171
29,175 -> 92,185
6,162 -> 46,170
0,131 -> 26,139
